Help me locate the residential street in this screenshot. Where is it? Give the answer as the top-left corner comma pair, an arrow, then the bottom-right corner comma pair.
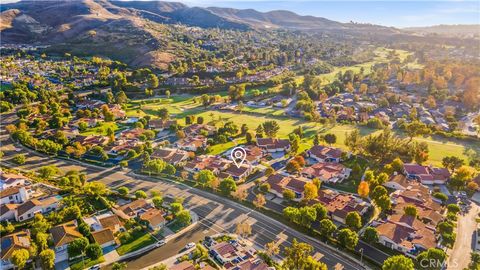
448,200 -> 479,270
0,113 -> 366,270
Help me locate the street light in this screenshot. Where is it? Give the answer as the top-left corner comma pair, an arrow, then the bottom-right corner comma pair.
359,248 -> 364,264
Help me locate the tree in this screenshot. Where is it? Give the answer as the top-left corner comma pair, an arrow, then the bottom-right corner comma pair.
362,226 -> 379,244
228,84 -> 246,101
319,219 -> 336,239
117,187 -> 129,196
371,185 -> 388,201
85,243 -> 102,260
404,205 -> 418,217
303,182 -> 318,202
36,232 -> 49,251
345,212 -> 362,230
337,228 -> 359,250
450,165 -> 476,190
38,165 -> 59,179
197,170 -> 216,188
283,239 -> 326,270
170,202 -> 183,214
442,156 -> 464,172
246,131 -> 255,144
11,249 -> 30,269
357,181 -> 370,198
416,248 -> 447,270
235,221 -> 252,238
152,196 -> 163,209
176,210 -> 192,226
219,177 -> 237,195
262,121 -> 280,137
469,252 -> 480,270
447,204 -> 460,215
376,195 -> 392,212
68,237 -> 89,258
112,262 -> 128,270
164,164 -> 176,175
147,74 -> 159,89
288,133 -> 300,154
115,91 -> 128,104
345,129 -> 363,154
283,189 -> 295,201
405,121 -> 430,142
232,188 -> 248,202
157,108 -> 169,121
40,249 -> 55,270
286,160 -> 301,173
323,133 -> 337,145
432,192 -> 448,204
13,154 -> 26,164
253,193 -> 266,208
265,242 -> 279,257
382,255 -> 415,270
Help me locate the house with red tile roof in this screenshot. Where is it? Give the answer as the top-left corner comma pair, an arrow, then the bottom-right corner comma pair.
183,124 -> 216,136
149,119 -> 177,131
151,148 -> 190,165
0,170 -> 29,190
376,214 -> 438,258
175,135 -> 208,152
0,185 -> 33,205
265,173 -> 310,201
184,155 -> 231,174
307,145 -> 344,163
316,189 -> 370,224
139,208 -> 166,231
256,138 -> 290,153
221,164 -> 254,182
301,162 -> 351,184
15,196 -> 61,222
403,163 -> 450,185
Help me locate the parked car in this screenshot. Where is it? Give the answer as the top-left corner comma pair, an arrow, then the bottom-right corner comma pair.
185,242 -> 195,249
155,240 -> 166,247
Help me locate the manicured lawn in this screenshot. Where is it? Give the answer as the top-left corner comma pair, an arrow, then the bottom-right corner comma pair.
70,256 -> 105,270
167,220 -> 188,233
80,122 -> 119,135
116,232 -> 156,255
208,137 -> 247,156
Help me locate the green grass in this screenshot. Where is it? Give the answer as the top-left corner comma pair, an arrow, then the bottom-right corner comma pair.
167,220 -> 189,233
80,122 -> 118,135
208,137 -> 247,155
116,232 -> 156,255
70,256 -> 105,270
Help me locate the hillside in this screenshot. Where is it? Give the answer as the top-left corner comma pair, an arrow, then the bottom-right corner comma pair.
404,24 -> 480,39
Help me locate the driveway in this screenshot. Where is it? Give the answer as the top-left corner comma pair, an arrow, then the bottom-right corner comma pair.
448,201 -> 479,270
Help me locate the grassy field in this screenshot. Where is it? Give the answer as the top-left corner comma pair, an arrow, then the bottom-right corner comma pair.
70,256 -> 105,270
80,122 -> 119,136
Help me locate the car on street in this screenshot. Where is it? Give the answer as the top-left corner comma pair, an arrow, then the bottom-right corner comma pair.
185,242 -> 195,249
155,240 -> 166,247
89,266 -> 100,270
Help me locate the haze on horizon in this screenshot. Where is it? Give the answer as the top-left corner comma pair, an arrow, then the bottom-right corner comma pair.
2,0 -> 479,28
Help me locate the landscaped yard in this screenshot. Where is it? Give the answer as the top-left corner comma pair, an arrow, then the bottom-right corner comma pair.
70,256 -> 105,270
116,232 -> 156,255
167,220 -> 189,233
80,122 -> 119,135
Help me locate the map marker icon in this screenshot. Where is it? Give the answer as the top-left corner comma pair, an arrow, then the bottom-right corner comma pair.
231,147 -> 247,168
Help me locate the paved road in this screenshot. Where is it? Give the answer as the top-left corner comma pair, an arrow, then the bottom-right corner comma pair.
448,200 -> 479,270
0,112 -> 366,270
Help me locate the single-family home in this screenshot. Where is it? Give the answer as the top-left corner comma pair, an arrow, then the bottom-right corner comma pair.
256,138 -> 290,153
92,228 -> 116,248
113,199 -> 152,220
317,189 -> 370,224
0,186 -> 32,204
149,119 -> 177,131
15,196 -> 60,222
175,135 -> 208,152
151,148 -> 190,165
376,214 -> 437,258
50,220 -> 84,262
221,165 -> 254,182
0,204 -> 18,221
307,145 -> 344,163
0,170 -> 29,190
139,208 -> 166,230
0,230 -> 31,270
301,162 -> 351,183
265,173 -> 310,201
403,163 -> 450,185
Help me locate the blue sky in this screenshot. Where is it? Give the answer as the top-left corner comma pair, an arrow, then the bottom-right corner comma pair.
4,0 -> 479,28
184,1 -> 480,28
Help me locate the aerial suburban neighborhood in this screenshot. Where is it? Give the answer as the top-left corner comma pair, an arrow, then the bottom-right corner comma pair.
0,1 -> 479,270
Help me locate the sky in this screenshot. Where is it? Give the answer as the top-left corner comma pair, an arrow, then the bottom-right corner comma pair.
3,0 -> 479,28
